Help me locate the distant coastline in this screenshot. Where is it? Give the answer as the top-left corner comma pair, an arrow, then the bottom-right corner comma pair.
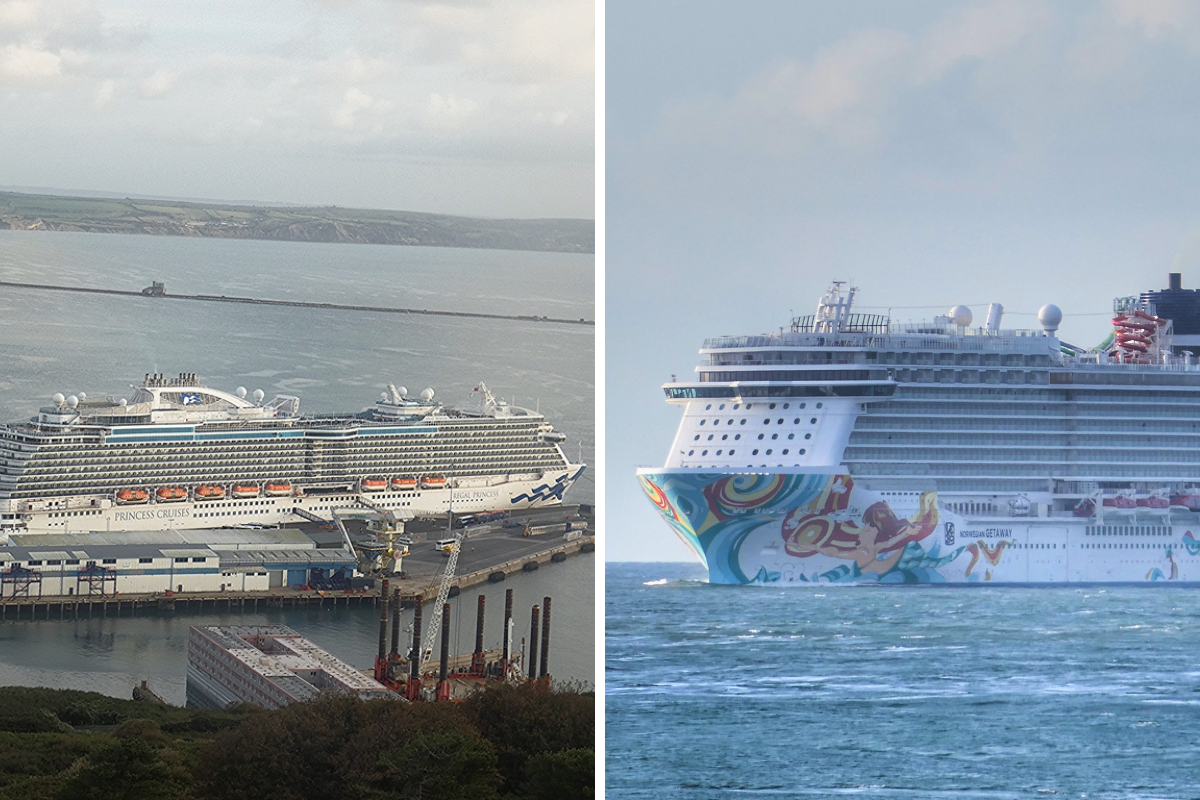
0,190 -> 594,255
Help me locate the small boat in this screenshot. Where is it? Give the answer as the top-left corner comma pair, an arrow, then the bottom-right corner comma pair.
231,484 -> 260,498
264,483 -> 293,496
361,478 -> 388,492
115,489 -> 149,504
196,485 -> 226,500
1170,493 -> 1200,511
391,476 -> 418,490
1136,495 -> 1170,509
1073,498 -> 1096,518
420,475 -> 447,489
156,487 -> 187,502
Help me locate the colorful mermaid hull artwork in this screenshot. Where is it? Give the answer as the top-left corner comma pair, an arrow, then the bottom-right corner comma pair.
636,469 -> 1200,585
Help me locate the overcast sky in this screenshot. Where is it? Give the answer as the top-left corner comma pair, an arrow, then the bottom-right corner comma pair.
608,0 -> 1200,562
0,0 -> 593,218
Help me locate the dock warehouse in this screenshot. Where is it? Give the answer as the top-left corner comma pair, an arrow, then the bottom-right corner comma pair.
0,529 -> 357,598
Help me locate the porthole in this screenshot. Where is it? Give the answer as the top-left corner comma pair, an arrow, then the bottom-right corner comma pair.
805,433 -> 812,439
816,403 -> 823,409
733,404 -> 740,410
746,403 -> 753,409
766,449 -> 773,455
777,418 -> 783,424
719,404 -> 726,410
727,419 -> 733,425
713,419 -> 719,424
721,434 -> 728,440
752,449 -> 759,455
734,434 -> 741,440
729,449 -> 735,455
764,419 -> 770,425
769,403 -> 776,409
811,418 -> 817,424
707,434 -> 713,440
799,448 -> 806,455
700,420 -> 706,426
783,449 -> 789,455
702,450 -> 708,456
758,434 -> 765,440
716,449 -> 723,455
799,403 -> 806,409
783,403 -> 790,409
694,435 -> 700,441
788,433 -> 795,440
740,419 -> 747,425
706,404 -> 712,410
688,450 -> 694,456
794,418 -> 800,424
771,433 -> 778,440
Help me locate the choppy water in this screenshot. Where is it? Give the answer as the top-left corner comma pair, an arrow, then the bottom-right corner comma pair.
0,229 -> 594,699
606,561 -> 1200,799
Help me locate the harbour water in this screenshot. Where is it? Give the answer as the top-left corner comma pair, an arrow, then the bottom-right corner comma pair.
607,561 -> 1200,799
0,229 -> 594,699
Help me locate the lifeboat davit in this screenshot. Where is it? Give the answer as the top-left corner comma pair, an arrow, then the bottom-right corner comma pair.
264,483 -> 293,497
231,484 -> 260,498
361,478 -> 388,492
391,476 -> 418,490
156,487 -> 187,502
115,489 -> 149,504
420,475 -> 448,489
196,485 -> 226,500
1073,498 -> 1096,517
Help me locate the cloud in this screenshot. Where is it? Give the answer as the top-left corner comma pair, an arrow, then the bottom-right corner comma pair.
0,42 -> 60,80
139,69 -> 176,98
1109,0 -> 1200,47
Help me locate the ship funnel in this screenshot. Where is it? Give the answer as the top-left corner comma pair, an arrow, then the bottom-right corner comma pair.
1170,272 -> 1183,290
985,303 -> 1003,332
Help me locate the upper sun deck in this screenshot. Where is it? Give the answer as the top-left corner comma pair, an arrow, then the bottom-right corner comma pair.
702,324 -> 1059,357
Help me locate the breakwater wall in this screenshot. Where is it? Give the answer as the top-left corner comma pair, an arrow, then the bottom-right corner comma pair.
0,280 -> 594,326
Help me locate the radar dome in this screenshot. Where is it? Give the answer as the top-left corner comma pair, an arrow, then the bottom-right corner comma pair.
119,398 -> 127,406
78,393 -> 87,402
252,389 -> 265,403
236,386 -> 247,399
52,393 -> 65,406
66,395 -> 78,409
949,305 -> 973,327
420,388 -> 434,402
397,386 -> 408,398
1038,304 -> 1063,333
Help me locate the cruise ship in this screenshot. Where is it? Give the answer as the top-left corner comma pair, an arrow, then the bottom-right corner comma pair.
638,275 -> 1200,585
0,375 -> 583,540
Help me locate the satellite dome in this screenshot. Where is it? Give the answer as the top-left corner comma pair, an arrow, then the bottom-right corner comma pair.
252,389 -> 265,403
52,393 -> 65,406
236,386 -> 247,399
949,305 -> 973,327
119,398 -> 127,406
420,388 -> 435,402
66,395 -> 79,409
1038,304 -> 1063,333
397,386 -> 408,398
78,393 -> 87,402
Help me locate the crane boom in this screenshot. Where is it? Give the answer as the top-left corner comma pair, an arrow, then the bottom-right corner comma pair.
419,528 -> 466,673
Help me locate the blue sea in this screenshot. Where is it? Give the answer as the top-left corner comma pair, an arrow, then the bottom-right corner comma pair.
606,561 -> 1200,799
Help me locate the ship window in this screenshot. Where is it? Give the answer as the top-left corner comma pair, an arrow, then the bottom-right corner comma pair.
799,403 -> 806,408
733,404 -> 740,410
783,404 -> 790,409
722,435 -> 728,440
735,434 -> 741,440
702,450 -> 708,456
752,449 -> 759,455
816,403 -> 823,408
771,434 -> 778,440
716,450 -> 722,455
705,404 -> 712,410
766,449 -> 772,455
726,419 -> 733,425
783,449 -> 789,455
778,419 -> 784,424
764,419 -> 770,425
769,403 -> 776,409
729,450 -> 735,455
700,420 -> 705,425
794,418 -> 800,424
758,434 -> 764,440
707,435 -> 713,441
719,404 -> 725,410
688,450 -> 694,456
740,419 -> 746,425
800,449 -> 806,455
811,418 -> 818,424
746,404 -> 753,409
788,434 -> 795,440
694,435 -> 699,441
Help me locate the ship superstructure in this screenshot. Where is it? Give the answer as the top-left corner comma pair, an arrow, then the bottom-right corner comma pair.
638,276 -> 1200,584
0,375 -> 583,540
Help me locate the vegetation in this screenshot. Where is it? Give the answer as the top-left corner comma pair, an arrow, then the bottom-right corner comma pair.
0,191 -> 594,254
0,683 -> 594,800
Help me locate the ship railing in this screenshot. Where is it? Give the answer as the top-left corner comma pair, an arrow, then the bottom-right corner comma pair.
703,329 -> 1056,354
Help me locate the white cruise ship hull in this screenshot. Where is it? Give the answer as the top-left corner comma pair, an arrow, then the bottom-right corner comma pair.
638,469 -> 1200,585
5,467 -> 583,538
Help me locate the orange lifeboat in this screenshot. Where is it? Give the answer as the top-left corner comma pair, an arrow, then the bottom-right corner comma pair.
391,476 -> 418,490
264,483 -> 293,497
361,478 -> 388,492
156,487 -> 187,502
231,484 -> 261,498
420,475 -> 448,489
115,489 -> 149,504
195,485 -> 226,500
